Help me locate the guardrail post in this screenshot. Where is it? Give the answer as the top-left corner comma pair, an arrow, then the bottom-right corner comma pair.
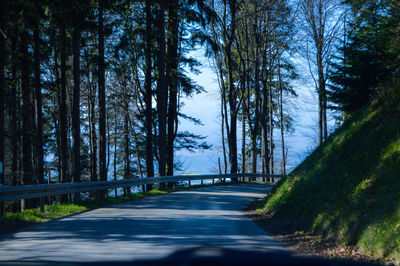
40,197 -> 45,212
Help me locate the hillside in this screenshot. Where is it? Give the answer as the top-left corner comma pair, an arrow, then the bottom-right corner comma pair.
259,90 -> 400,264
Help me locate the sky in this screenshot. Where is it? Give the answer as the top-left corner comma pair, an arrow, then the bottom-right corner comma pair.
175,49 -> 338,175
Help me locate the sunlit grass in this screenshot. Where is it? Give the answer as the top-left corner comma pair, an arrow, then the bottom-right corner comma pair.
2,203 -> 87,223
257,92 -> 400,264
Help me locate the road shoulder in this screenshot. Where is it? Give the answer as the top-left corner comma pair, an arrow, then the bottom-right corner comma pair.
245,198 -> 380,264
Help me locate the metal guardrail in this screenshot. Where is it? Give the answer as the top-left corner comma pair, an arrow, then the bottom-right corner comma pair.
0,173 -> 285,203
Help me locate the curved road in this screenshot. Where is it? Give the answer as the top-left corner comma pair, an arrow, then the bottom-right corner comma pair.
0,183 -> 284,262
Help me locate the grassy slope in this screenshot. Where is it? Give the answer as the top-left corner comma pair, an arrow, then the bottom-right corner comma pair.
259,92 -> 400,263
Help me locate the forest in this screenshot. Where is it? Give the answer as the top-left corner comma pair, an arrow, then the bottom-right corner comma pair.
0,0 -> 399,214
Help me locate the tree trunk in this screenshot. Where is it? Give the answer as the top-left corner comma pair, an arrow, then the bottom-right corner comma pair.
317,48 -> 324,145
18,87 -> 23,209
261,46 -> 269,176
113,113 -> 118,197
128,117 -> 144,187
67,103 -> 73,188
261,127 -> 268,174
225,0 -> 238,182
145,0 -> 154,191
251,52 -> 261,176
157,0 -> 167,181
246,73 -> 257,176
250,135 -> 257,174
241,114 -> 246,174
88,77 -> 97,183
0,0 -> 5,215
262,88 -> 270,177
34,28 -> 44,186
21,29 -> 35,209
166,0 -> 179,183
323,84 -> 328,141
87,66 -> 97,199
10,33 -> 18,211
268,72 -> 274,175
228,110 -> 238,176
98,0 -> 107,194
52,97 -> 61,184
218,63 -> 228,175
124,111 -> 130,195
106,115 -> 111,175
59,26 -> 69,203
218,157 -> 222,175
72,27 -> 81,202
226,46 -> 238,178
278,56 -> 286,175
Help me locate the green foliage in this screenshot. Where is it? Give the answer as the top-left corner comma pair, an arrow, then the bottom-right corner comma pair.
260,90 -> 400,264
2,204 -> 86,223
329,0 -> 400,114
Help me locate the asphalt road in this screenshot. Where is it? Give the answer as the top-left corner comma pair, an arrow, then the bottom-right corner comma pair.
0,183 -> 285,263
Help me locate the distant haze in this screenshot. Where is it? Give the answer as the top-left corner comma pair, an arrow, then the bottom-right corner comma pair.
177,50 -> 337,174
